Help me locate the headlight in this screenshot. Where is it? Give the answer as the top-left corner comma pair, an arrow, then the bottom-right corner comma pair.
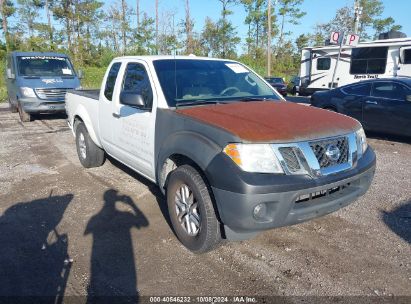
356,127 -> 367,157
223,143 -> 284,173
20,87 -> 36,98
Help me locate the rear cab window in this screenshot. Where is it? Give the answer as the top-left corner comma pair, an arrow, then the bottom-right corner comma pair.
104,62 -> 122,101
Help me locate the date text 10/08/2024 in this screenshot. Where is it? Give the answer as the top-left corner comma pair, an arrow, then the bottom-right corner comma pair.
149,296 -> 257,303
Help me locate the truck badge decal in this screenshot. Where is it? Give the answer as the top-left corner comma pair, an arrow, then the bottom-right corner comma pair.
42,79 -> 63,85
325,144 -> 341,162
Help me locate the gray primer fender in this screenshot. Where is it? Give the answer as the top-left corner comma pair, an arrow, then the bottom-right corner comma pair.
155,108 -> 239,186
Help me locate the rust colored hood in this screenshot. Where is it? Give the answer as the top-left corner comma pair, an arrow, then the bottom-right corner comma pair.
176,101 -> 361,143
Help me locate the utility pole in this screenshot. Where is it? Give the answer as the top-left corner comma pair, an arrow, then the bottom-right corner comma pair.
353,0 -> 363,34
155,0 -> 159,54
136,0 -> 140,31
267,0 -> 272,77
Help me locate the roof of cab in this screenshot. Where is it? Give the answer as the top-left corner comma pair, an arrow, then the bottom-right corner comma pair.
111,55 -> 237,63
11,51 -> 70,57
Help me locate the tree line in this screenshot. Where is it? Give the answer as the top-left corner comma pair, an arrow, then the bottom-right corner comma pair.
0,0 -> 404,77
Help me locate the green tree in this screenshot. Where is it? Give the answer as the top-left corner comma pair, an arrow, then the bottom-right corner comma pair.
276,0 -> 306,57
0,0 -> 16,52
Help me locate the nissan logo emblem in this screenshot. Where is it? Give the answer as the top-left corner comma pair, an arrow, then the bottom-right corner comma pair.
325,144 -> 341,162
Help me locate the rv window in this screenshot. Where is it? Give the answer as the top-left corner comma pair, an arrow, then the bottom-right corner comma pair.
342,83 -> 371,96
403,49 -> 411,64
350,47 -> 388,74
317,58 -> 331,70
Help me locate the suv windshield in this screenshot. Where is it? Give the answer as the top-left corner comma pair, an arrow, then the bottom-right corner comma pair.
153,59 -> 281,107
17,56 -> 75,77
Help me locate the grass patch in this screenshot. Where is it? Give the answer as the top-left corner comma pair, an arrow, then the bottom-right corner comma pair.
81,66 -> 106,89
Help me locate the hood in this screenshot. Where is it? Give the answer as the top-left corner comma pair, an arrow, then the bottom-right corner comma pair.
17,76 -> 80,89
176,101 -> 361,143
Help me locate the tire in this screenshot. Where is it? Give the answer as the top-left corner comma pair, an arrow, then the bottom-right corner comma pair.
75,122 -> 105,168
167,165 -> 222,253
292,87 -> 297,96
18,102 -> 32,122
8,98 -> 17,113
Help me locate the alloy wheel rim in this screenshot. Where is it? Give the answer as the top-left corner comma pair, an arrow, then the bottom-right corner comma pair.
79,132 -> 87,159
174,184 -> 200,236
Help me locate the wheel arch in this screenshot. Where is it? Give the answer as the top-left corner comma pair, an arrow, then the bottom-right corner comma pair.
72,105 -> 102,148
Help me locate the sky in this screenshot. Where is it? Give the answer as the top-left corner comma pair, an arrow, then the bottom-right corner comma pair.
7,0 -> 411,50
130,0 -> 411,46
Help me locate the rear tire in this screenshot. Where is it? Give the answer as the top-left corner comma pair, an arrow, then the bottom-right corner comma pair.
18,102 -> 32,122
75,122 -> 105,168
167,165 -> 222,253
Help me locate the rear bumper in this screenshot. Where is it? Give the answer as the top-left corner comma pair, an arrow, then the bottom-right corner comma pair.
20,98 -> 66,113
206,148 -> 376,237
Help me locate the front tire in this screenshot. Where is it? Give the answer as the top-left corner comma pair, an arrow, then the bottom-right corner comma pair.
75,122 -> 105,168
9,98 -> 17,113
167,165 -> 222,253
18,102 -> 32,122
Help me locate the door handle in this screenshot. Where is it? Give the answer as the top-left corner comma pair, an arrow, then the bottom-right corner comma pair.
112,112 -> 121,118
365,100 -> 378,105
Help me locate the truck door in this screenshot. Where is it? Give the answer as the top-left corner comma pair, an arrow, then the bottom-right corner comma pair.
397,46 -> 411,77
111,60 -> 156,180
98,61 -> 122,155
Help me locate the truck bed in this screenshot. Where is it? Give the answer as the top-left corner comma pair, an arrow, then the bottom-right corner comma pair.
70,89 -> 100,100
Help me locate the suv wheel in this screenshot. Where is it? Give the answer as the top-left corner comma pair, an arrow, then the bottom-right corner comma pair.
75,122 -> 105,168
167,165 -> 222,253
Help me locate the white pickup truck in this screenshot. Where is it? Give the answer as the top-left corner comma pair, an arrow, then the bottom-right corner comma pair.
66,56 -> 376,253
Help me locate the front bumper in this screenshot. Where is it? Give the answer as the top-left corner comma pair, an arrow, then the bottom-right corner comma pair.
20,97 -> 66,113
206,147 -> 376,237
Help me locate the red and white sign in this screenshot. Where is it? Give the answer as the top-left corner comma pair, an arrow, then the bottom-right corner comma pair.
345,34 -> 360,46
330,31 -> 343,45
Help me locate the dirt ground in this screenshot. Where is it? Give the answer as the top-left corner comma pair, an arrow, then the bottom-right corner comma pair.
0,103 -> 410,303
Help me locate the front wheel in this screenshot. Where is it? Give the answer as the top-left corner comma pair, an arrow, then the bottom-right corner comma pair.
75,122 -> 105,168
18,102 -> 32,122
167,165 -> 222,253
9,98 -> 17,113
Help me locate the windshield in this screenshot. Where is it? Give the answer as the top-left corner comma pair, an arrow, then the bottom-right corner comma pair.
17,56 -> 75,77
153,59 -> 281,107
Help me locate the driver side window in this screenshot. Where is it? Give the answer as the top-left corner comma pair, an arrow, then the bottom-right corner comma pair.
122,63 -> 153,109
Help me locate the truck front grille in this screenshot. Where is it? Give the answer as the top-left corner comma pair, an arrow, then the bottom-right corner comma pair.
279,147 -> 301,172
309,136 -> 349,168
35,88 -> 69,100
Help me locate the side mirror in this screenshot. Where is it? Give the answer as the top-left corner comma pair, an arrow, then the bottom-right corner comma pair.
406,95 -> 411,102
77,70 -> 84,79
120,91 -> 145,108
6,68 -> 15,79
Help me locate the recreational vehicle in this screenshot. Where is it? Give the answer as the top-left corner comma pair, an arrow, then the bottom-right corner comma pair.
299,37 -> 411,95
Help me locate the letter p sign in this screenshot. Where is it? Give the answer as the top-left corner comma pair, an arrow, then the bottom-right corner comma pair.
345,34 -> 360,46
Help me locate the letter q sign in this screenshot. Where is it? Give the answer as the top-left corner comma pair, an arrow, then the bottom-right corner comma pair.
330,32 -> 343,45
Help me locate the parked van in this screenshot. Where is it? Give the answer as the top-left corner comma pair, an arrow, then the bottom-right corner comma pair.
5,52 -> 81,122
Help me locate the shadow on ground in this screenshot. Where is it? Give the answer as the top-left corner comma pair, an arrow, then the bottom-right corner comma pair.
0,193 -> 73,302
85,189 -> 149,303
382,200 -> 411,244
366,131 -> 411,145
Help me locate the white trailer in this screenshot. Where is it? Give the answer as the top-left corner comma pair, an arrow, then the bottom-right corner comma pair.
299,37 -> 411,95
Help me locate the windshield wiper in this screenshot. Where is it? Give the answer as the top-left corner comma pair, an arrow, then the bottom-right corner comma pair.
23,76 -> 40,79
175,100 -> 227,108
236,97 -> 278,102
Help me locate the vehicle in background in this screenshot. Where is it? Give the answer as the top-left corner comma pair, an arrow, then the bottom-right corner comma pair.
264,77 -> 287,96
5,52 -> 82,122
311,78 -> 411,137
66,56 -> 375,253
287,76 -> 301,95
299,36 -> 411,95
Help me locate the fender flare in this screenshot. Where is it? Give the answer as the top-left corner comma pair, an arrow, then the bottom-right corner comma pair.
72,104 -> 102,148
156,131 -> 222,184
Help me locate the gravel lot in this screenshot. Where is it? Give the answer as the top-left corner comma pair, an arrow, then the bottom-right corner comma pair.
0,103 -> 409,303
